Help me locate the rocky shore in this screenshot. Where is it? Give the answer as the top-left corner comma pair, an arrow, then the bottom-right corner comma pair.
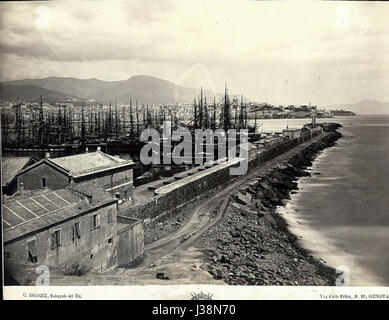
196,129 -> 343,285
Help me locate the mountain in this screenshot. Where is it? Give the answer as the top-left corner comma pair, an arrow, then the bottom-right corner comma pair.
1,75 -> 225,105
328,99 -> 389,115
0,84 -> 81,103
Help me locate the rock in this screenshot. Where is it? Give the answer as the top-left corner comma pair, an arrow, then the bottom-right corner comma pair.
219,254 -> 229,263
246,187 -> 257,195
240,208 -> 257,219
210,268 -> 223,279
259,182 -> 272,192
235,192 -> 252,206
246,272 -> 256,280
230,230 -> 239,238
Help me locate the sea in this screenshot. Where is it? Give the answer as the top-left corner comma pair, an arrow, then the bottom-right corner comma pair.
262,115 -> 389,286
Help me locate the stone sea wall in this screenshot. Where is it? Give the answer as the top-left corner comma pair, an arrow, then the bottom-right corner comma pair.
121,129 -> 326,225
197,130 -> 342,285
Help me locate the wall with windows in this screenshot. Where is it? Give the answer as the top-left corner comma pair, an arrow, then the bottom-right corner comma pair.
15,163 -> 134,201
17,163 -> 70,192
4,202 -> 118,275
75,168 -> 134,202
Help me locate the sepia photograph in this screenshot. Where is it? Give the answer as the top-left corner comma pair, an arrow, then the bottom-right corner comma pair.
1,0 -> 389,302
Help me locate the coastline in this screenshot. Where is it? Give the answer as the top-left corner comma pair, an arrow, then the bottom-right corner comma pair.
279,126 -> 389,286
195,130 -> 343,285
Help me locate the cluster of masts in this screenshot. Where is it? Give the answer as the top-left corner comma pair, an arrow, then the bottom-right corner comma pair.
189,85 -> 254,132
1,85 -> 258,148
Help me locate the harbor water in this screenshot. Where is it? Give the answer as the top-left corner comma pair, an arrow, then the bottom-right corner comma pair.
273,115 -> 389,285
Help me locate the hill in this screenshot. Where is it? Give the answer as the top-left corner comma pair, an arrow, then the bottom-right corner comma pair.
1,75 -> 225,105
328,99 -> 389,115
0,84 -> 81,103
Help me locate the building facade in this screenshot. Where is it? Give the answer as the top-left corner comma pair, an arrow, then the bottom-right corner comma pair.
282,128 -> 302,139
3,183 -> 143,285
7,150 -> 135,202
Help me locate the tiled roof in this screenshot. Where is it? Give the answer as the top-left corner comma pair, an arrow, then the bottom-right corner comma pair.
49,151 -> 133,177
1,157 -> 31,185
3,182 -> 116,243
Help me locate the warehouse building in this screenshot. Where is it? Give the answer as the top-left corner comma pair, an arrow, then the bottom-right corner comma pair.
3,182 -> 143,285
5,150 -> 135,202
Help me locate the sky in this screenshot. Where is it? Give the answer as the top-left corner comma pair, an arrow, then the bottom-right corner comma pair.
0,0 -> 388,106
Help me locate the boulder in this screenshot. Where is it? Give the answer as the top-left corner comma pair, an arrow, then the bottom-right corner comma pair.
235,192 -> 252,206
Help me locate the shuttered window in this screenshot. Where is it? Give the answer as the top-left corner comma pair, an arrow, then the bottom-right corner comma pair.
51,230 -> 61,249
27,240 -> 38,263
91,214 -> 100,230
72,222 -> 81,242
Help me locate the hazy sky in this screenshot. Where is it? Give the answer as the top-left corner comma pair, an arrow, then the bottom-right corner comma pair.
0,0 -> 388,106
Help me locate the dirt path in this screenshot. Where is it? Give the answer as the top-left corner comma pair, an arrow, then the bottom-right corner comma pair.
141,196 -> 224,266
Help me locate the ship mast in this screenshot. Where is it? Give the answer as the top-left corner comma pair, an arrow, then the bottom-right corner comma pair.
222,84 -> 231,131
129,99 -> 134,139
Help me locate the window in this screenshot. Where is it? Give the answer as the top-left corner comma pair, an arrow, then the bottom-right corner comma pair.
27,240 -> 37,263
51,230 -> 61,249
72,222 -> 81,242
91,214 -> 100,230
41,178 -> 47,188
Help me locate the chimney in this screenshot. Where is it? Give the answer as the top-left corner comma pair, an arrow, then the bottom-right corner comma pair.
45,152 -> 51,158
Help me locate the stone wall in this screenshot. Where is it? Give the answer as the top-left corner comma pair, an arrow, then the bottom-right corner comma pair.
120,130 -> 323,225
116,216 -> 144,267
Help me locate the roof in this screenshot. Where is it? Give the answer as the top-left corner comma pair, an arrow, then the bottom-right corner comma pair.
3,182 -> 116,243
154,157 -> 242,196
48,151 -> 134,177
2,157 -> 31,185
